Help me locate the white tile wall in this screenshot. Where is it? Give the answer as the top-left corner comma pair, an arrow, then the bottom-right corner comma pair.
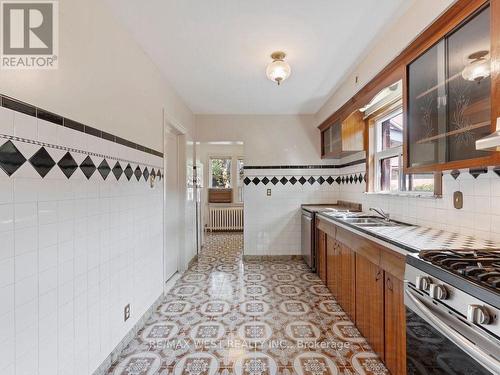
338,159 -> 500,243
0,106 -> 164,375
244,168 -> 340,255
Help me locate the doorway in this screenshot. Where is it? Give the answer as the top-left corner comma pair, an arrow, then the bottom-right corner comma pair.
195,141 -> 245,250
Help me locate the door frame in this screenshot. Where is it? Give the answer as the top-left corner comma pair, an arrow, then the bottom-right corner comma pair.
162,109 -> 189,289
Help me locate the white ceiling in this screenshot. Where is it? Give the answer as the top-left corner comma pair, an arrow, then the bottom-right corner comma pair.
105,0 -> 407,114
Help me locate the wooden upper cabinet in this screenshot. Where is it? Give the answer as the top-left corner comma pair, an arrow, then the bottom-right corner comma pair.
321,111 -> 365,158
405,3 -> 499,172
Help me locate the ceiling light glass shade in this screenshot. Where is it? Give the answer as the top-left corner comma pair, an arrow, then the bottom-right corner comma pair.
462,52 -> 491,82
266,58 -> 291,85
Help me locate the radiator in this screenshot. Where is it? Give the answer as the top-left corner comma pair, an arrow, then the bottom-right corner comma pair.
208,206 -> 244,231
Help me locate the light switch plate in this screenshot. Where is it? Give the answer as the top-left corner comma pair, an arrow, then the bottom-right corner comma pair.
267,189 -> 271,196
124,304 -> 131,321
453,191 -> 463,209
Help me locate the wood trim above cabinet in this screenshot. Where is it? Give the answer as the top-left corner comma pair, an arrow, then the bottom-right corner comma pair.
491,0 -> 500,130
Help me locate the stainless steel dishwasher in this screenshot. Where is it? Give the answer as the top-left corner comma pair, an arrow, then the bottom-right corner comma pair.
301,209 -> 314,269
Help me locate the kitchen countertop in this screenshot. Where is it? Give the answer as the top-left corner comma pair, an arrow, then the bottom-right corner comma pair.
301,200 -> 362,213
317,212 -> 500,254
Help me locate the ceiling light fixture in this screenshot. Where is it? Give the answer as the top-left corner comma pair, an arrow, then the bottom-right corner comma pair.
266,51 -> 291,85
462,50 -> 490,82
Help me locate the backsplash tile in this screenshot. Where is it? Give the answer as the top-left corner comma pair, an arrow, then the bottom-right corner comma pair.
338,161 -> 500,242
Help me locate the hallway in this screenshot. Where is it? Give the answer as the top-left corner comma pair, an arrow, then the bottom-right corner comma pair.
106,233 -> 387,375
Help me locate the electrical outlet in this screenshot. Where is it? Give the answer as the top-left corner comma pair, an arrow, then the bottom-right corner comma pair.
124,304 -> 131,322
267,189 -> 271,196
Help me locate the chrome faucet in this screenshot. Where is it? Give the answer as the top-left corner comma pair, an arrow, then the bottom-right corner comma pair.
370,207 -> 390,221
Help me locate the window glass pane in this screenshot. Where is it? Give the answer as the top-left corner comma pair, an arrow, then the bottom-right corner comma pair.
380,156 -> 400,191
381,113 -> 403,150
210,158 -> 231,188
406,174 -> 435,193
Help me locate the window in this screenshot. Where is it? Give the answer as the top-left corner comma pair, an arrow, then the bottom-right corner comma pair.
209,158 -> 231,188
237,159 -> 244,202
375,110 -> 434,194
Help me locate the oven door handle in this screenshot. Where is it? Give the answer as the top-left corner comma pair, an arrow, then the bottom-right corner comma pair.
405,287 -> 500,374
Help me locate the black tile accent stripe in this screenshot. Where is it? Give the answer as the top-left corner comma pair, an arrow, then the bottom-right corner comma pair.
243,159 -> 365,170
37,109 -> 63,125
243,173 -> 368,186
0,94 -> 163,158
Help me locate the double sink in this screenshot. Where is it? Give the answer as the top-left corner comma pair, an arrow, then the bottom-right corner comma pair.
325,214 -> 411,228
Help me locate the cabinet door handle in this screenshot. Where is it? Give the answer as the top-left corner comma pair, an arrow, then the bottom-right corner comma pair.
387,276 -> 393,291
375,270 -> 382,281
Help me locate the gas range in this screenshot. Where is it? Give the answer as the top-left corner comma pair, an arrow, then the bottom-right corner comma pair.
405,249 -> 500,374
419,249 -> 500,292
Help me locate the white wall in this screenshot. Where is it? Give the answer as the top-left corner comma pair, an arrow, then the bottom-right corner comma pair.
0,106 -> 164,375
0,0 -> 195,151
195,115 -> 329,165
244,168 -> 342,255
315,0 -> 455,125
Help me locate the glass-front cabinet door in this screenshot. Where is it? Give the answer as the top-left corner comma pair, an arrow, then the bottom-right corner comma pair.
407,5 -> 491,170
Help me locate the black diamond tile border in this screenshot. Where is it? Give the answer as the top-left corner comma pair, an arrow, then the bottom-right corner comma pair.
58,152 -> 78,179
29,147 -> 55,178
124,164 -> 133,181
239,173 -> 368,186
0,139 -> 162,183
113,162 -> 123,180
0,140 -> 27,176
134,166 -> 142,181
98,159 -> 111,180
80,156 -> 96,179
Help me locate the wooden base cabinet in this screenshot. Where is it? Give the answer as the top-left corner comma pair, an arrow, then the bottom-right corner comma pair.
317,230 -> 327,284
326,236 -> 355,319
318,217 -> 407,375
326,235 -> 339,297
355,255 -> 385,359
384,273 -> 406,375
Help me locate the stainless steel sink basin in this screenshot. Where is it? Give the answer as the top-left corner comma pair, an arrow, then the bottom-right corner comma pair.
343,217 -> 387,225
342,216 -> 409,228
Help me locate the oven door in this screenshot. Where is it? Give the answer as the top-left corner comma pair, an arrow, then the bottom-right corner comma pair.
405,283 -> 499,375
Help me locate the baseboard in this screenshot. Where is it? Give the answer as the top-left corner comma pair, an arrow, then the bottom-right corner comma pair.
91,293 -> 164,375
243,255 -> 304,261
188,254 -> 198,268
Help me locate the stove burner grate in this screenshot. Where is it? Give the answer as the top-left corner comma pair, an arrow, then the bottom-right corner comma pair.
419,249 -> 500,291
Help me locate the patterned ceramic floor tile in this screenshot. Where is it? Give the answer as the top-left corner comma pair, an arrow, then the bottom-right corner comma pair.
106,232 -> 387,375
